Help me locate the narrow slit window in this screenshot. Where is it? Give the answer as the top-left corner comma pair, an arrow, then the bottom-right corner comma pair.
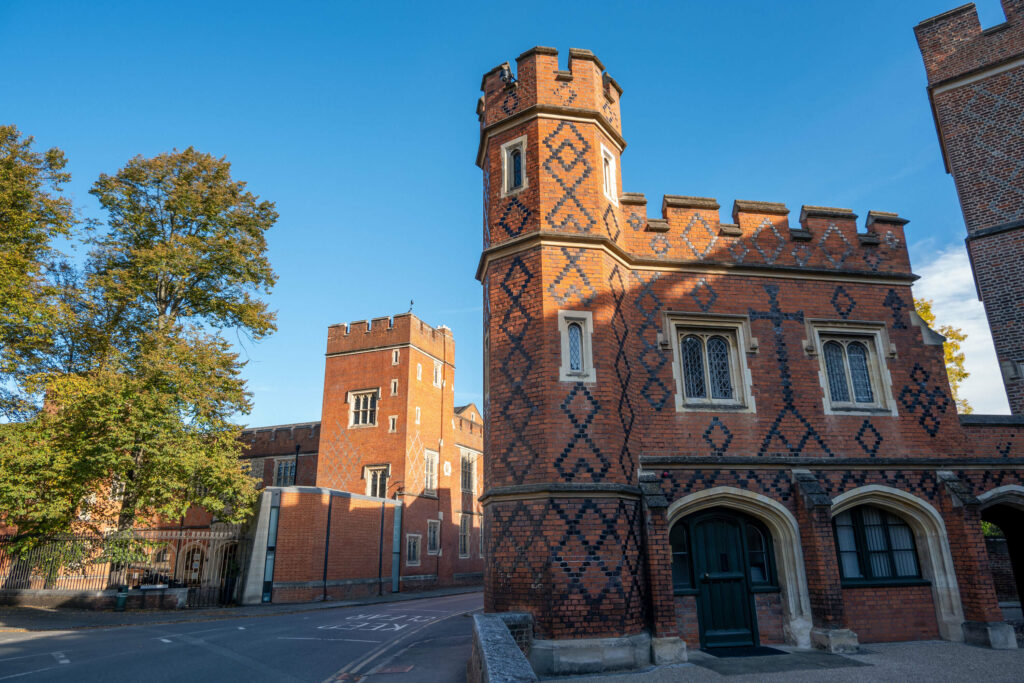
568,322 -> 583,372
511,149 -> 522,190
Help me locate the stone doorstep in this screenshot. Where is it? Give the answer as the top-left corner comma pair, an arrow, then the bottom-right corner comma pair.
962,620 -> 1019,650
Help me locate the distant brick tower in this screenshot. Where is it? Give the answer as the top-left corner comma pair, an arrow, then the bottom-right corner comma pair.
916,1 -> 1024,414
476,48 -> 681,672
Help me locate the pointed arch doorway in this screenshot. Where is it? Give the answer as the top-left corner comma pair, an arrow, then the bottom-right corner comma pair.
672,507 -> 777,648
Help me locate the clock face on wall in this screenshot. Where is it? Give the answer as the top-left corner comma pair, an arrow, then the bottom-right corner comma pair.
443,461 -> 452,477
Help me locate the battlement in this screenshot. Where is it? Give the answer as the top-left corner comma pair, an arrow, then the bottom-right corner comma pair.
618,194 -> 912,274
916,1 -> 1024,85
325,312 -> 455,359
478,46 -> 623,138
241,421 -> 321,458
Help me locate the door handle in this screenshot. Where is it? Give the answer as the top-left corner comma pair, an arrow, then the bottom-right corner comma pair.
701,572 -> 710,582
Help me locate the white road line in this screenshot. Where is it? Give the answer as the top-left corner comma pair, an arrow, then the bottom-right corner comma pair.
237,627 -> 245,630
159,638 -> 172,643
51,652 -> 70,664
279,637 -> 381,643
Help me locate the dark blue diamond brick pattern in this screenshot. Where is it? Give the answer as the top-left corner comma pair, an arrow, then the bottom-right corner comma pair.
899,363 -> 950,437
627,212 -> 644,232
884,289 -> 907,329
557,383 -> 611,481
855,420 -> 882,457
496,257 -> 540,484
547,247 -> 596,307
501,88 -> 520,116
497,197 -> 533,238
703,418 -> 733,456
690,278 -> 717,313
543,121 -> 596,233
664,470 -> 793,505
603,205 -> 621,241
633,272 -> 671,411
830,285 -> 855,319
821,470 -> 941,501
608,265 -> 636,481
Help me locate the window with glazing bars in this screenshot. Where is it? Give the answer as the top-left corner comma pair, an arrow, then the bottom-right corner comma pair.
822,338 -> 876,406
678,332 -> 736,403
366,465 -> 388,498
459,515 -> 470,557
424,450 -> 438,494
274,459 -> 296,486
461,452 -> 476,493
350,390 -> 378,426
833,505 -> 921,583
427,520 -> 440,554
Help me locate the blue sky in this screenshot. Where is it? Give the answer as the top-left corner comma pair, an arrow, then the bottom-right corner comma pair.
1,0 -> 1012,423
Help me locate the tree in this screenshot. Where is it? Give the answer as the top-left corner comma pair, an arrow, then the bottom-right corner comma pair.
914,298 -> 972,414
1,146 -> 278,543
0,126 -> 76,420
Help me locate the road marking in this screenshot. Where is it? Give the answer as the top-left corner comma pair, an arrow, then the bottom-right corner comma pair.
160,638 -> 172,643
51,652 -> 70,664
237,626 -> 246,630
279,637 -> 382,643
324,607 -> 478,682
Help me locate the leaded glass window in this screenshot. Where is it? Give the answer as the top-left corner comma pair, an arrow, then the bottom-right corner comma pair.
669,523 -> 692,590
679,332 -> 736,403
681,335 -> 706,398
511,149 -> 522,189
568,322 -> 583,372
822,337 -> 881,408
350,390 -> 378,426
707,336 -> 733,399
833,506 -> 921,583
824,341 -> 849,402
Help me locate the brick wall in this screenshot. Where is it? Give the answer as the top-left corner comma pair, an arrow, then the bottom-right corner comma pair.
986,537 -> 1020,602
843,586 -> 940,643
916,1 -> 1024,414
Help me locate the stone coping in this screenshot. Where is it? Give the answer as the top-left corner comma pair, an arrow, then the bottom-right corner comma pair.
470,613 -> 538,682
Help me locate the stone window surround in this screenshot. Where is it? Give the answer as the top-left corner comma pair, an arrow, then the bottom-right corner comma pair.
427,519 -> 441,555
500,134 -> 528,197
459,514 -> 471,558
406,534 -> 421,567
424,448 -> 439,495
363,463 -> 390,498
557,310 -> 596,383
347,388 -> 380,427
661,312 -> 757,414
600,142 -> 617,206
804,319 -> 897,416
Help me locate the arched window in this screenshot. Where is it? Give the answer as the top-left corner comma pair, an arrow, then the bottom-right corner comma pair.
707,336 -> 733,400
822,337 -> 878,407
679,333 -> 734,403
510,149 -> 523,190
746,524 -> 770,584
669,523 -> 692,591
833,505 -> 922,583
567,322 -> 583,372
823,341 -> 849,402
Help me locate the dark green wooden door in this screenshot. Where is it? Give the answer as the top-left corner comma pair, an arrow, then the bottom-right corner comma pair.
693,514 -> 757,648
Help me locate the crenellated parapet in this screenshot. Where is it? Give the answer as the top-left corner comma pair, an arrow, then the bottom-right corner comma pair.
477,46 -> 622,144
615,195 -> 912,276
915,1 -> 1024,86
326,312 -> 454,359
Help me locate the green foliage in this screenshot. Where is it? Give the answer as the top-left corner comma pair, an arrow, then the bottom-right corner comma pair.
0,141 -> 276,545
981,520 -> 1004,538
0,125 -> 76,419
914,298 -> 972,414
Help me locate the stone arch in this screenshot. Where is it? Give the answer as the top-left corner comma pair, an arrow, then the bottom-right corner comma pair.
831,485 -> 964,641
666,486 -> 813,648
978,485 -> 1024,512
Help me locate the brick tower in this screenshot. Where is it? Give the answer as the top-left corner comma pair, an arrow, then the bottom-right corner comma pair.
916,1 -> 1024,414
476,48 -> 682,671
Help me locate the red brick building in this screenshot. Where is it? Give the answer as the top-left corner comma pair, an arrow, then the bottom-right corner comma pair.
916,1 -> 1024,415
476,44 -> 1022,674
240,314 -> 485,604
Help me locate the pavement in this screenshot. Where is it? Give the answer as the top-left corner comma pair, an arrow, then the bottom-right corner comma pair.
549,640 -> 1024,682
0,590 -> 483,681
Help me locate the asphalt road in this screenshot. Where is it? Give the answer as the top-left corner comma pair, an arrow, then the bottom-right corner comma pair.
0,591 -> 482,682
